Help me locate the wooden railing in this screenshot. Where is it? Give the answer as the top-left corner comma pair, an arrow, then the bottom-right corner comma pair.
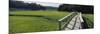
58,12 -> 78,30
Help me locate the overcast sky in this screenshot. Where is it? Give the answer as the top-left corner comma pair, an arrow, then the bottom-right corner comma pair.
22,1 -> 61,7
13,0 -> 61,7
13,0 -> 93,7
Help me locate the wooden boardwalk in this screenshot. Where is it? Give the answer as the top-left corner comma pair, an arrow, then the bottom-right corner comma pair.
15,12 -> 84,34
65,13 -> 84,30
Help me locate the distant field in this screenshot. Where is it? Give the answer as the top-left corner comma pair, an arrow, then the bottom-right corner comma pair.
82,14 -> 94,28
9,10 -> 70,34
10,10 -> 70,20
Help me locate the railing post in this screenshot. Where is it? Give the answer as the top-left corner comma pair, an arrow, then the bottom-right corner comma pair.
58,21 -> 62,30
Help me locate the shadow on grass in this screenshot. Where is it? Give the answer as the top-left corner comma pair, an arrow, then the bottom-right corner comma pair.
81,16 -> 94,29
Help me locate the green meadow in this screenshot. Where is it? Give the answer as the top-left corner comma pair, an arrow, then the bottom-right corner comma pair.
9,10 -> 94,34
9,10 -> 70,34
82,14 -> 94,28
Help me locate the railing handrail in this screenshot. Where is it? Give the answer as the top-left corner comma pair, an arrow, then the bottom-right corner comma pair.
58,12 -> 75,21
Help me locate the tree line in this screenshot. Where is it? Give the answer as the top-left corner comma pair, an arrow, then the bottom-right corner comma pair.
58,4 -> 94,14
9,0 -> 46,10
9,0 -> 94,14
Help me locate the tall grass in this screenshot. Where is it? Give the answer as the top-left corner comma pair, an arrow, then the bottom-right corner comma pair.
82,14 -> 94,28
9,10 -> 70,34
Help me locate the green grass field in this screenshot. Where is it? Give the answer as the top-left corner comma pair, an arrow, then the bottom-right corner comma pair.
10,10 -> 70,20
9,10 -> 94,34
9,10 -> 70,34
82,14 -> 94,28
83,14 -> 94,21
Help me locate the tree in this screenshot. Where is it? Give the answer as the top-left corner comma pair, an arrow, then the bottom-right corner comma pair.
58,4 -> 94,14
9,0 -> 46,10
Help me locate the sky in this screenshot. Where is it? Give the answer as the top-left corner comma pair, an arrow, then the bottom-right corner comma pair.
12,0 -> 93,7
13,0 -> 61,7
22,1 -> 61,7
